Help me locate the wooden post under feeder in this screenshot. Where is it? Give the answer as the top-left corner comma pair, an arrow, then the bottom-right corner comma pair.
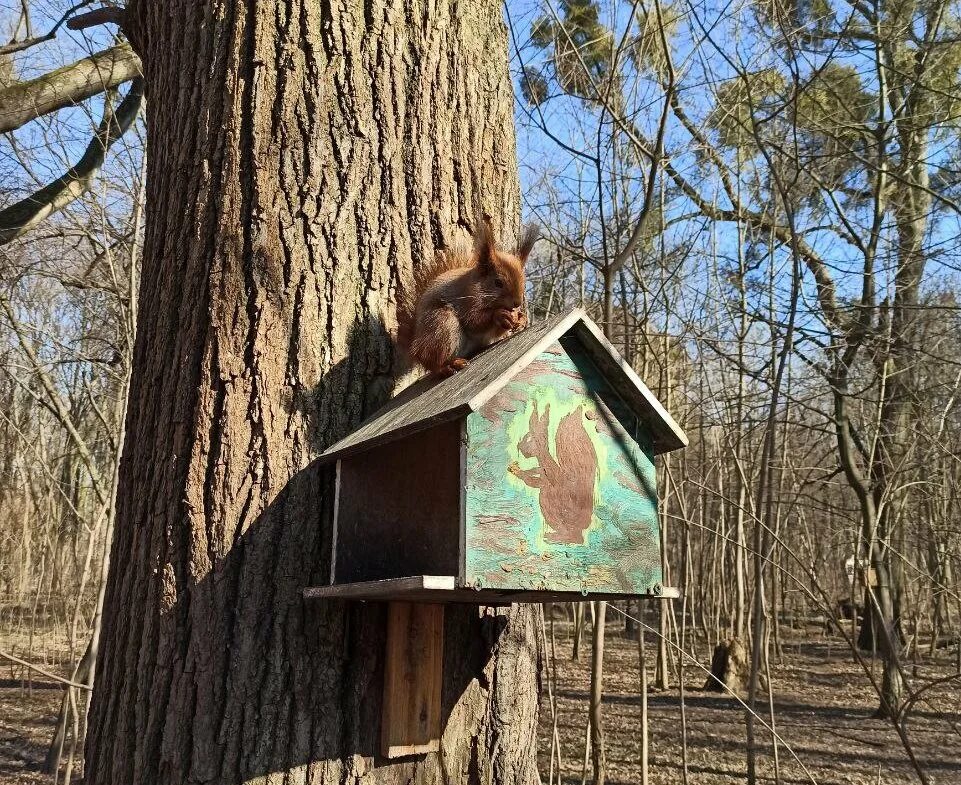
304,308 -> 688,759
381,602 -> 444,758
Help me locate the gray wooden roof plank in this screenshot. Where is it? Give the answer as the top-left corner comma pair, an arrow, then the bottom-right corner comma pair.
319,308 -> 687,462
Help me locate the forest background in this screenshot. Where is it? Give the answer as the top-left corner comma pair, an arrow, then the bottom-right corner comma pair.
1,0 -> 960,783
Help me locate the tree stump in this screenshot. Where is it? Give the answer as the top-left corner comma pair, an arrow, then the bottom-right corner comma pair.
703,637 -> 748,694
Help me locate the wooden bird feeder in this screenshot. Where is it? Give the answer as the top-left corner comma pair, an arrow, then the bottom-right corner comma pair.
304,308 -> 687,758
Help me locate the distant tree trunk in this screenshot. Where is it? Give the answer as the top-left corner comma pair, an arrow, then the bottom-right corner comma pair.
836,383 -> 904,718
733,213 -> 749,645
623,599 -> 636,638
928,537 -> 951,653
573,601 -> 585,660
857,131 -> 930,717
590,600 -> 607,785
84,2 -> 541,783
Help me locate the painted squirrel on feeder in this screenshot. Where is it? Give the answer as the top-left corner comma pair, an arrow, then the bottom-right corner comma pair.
397,215 -> 539,376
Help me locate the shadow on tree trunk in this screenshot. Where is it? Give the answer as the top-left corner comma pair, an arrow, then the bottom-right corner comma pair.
86,316 -> 542,784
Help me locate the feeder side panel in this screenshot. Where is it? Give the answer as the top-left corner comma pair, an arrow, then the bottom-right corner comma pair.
463,338 -> 663,594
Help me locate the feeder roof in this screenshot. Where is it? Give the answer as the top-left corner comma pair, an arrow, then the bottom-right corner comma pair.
320,308 -> 688,462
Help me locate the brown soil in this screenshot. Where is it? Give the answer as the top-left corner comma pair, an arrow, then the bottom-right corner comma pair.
0,677 -> 60,785
1,620 -> 959,784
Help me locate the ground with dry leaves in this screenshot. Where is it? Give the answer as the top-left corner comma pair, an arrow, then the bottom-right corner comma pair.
539,616 -> 960,785
1,617 -> 959,784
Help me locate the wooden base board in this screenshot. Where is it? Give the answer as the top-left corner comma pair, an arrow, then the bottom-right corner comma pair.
381,602 -> 444,758
304,575 -> 680,604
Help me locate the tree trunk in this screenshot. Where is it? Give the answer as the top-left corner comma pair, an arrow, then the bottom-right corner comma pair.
84,3 -> 541,784
590,601 -> 607,785
861,131 -> 931,717
573,601 -> 584,660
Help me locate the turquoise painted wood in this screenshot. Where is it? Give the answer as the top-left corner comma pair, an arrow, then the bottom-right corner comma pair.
463,337 -> 663,594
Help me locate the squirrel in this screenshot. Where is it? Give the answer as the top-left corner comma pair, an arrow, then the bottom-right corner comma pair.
397,215 -> 539,376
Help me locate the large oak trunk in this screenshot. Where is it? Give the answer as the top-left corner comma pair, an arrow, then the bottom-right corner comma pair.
84,2 -> 541,783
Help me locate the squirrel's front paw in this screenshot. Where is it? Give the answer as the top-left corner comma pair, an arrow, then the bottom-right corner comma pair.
495,308 -> 518,330
512,310 -> 529,331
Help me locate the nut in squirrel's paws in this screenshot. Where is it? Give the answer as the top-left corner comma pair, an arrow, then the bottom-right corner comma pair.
507,461 -> 521,476
496,308 -> 522,331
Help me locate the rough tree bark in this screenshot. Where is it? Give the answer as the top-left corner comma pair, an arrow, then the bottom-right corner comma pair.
84,2 -> 541,784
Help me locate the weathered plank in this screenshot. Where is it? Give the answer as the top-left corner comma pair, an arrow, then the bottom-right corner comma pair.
567,319 -> 688,454
320,311 -> 581,461
381,602 -> 444,758
464,339 -> 664,594
318,309 -> 687,462
302,575 -> 679,603
334,422 -> 461,583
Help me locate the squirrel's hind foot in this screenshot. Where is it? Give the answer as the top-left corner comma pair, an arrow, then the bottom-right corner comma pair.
438,357 -> 469,377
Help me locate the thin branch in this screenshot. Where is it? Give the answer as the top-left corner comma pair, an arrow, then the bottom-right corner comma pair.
0,650 -> 93,690
0,295 -> 109,505
610,0 -> 677,276
0,1 -> 95,56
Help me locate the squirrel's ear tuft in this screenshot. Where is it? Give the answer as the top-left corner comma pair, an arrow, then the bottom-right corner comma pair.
474,213 -> 496,271
516,224 -> 540,264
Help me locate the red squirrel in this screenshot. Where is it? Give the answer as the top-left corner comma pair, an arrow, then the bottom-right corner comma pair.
397,216 -> 538,376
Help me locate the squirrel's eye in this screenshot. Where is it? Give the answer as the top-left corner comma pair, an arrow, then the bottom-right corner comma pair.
494,278 -> 504,288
